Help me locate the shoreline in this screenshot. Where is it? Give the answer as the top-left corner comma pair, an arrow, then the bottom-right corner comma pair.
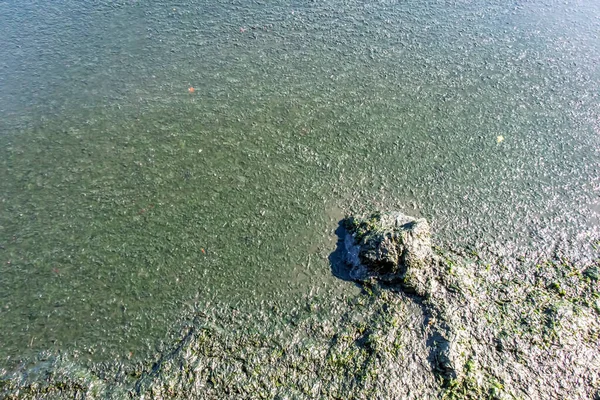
2,244 -> 598,399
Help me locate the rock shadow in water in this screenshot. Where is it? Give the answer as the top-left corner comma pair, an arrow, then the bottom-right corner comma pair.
328,220 -> 355,283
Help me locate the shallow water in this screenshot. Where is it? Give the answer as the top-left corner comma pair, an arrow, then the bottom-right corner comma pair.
1,0 -> 599,366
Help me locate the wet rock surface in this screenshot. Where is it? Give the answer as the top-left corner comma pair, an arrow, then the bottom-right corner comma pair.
343,211 -> 433,295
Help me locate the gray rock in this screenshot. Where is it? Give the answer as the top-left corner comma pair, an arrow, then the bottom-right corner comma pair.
344,211 -> 433,294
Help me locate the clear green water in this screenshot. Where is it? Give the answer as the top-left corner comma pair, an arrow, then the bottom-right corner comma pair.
1,0 -> 599,366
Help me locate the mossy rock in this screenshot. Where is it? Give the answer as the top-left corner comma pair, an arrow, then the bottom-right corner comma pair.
343,211 -> 433,295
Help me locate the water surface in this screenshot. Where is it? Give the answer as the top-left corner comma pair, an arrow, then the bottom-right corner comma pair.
1,0 -> 599,366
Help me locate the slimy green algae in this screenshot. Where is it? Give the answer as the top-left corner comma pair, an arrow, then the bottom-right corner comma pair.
343,211 -> 384,243
2,245 -> 599,399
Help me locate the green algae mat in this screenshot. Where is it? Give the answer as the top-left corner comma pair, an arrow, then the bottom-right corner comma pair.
1,0 -> 600,398
2,246 -> 599,398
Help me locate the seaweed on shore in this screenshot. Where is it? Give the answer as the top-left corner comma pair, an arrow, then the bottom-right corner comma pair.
1,243 -> 599,399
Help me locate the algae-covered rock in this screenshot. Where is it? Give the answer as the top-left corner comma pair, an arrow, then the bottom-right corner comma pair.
344,211 -> 433,295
